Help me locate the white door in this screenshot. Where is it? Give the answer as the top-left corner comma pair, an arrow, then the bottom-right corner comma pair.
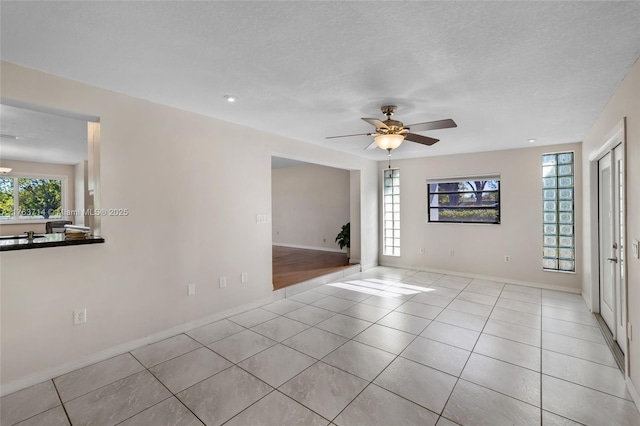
598,145 -> 626,354
599,152 -> 615,331
613,145 -> 626,354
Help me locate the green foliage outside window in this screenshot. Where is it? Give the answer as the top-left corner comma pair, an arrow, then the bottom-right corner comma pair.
0,176 -> 63,219
0,177 -> 14,218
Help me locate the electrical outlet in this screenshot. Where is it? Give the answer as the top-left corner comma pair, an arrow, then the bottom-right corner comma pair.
241,272 -> 248,283
219,277 -> 227,288
505,255 -> 511,263
188,283 -> 196,296
256,214 -> 270,224
419,248 -> 425,254
73,308 -> 87,325
449,250 -> 455,256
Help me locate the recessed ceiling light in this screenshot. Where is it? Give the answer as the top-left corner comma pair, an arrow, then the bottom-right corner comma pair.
528,138 -> 536,143
224,95 -> 237,103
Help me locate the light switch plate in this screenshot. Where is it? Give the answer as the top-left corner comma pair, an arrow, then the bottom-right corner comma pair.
633,239 -> 639,259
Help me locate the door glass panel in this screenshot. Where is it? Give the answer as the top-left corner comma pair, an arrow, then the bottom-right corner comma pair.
601,167 -> 613,309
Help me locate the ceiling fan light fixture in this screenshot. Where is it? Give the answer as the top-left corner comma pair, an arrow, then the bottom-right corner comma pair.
375,134 -> 404,150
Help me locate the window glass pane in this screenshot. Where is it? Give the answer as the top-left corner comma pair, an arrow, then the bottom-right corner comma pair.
559,212 -> 573,223
558,153 -> 573,164
558,201 -> 573,211
383,169 -> 400,256
558,177 -> 573,188
559,248 -> 574,260
542,152 -> 575,272
558,188 -> 573,200
559,236 -> 574,247
558,165 -> 573,176
0,177 -> 14,219
18,178 -> 62,219
559,260 -> 575,271
426,178 -> 500,224
542,166 -> 557,177
559,225 -> 574,236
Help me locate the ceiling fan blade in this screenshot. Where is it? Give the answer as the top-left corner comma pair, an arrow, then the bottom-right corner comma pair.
364,140 -> 377,150
325,133 -> 372,139
404,133 -> 439,146
406,119 -> 457,132
361,118 -> 389,129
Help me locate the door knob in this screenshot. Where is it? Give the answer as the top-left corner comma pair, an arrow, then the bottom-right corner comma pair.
607,257 -> 618,263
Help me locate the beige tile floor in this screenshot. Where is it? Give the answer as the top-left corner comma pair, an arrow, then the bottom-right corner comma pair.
2,266 -> 640,426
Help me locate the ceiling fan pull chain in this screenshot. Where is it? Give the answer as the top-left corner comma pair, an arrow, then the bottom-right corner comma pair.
387,148 -> 392,169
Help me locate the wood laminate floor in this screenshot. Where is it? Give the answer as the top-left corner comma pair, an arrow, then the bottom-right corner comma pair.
272,246 -> 351,290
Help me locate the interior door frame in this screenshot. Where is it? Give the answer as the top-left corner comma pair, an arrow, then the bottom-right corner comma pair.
588,118 -> 628,368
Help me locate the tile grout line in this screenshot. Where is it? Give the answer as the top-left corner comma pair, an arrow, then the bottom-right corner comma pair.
540,295 -> 543,426
436,278 -> 542,422
6,270 -> 613,425
442,280 -> 504,420
290,271 -> 441,423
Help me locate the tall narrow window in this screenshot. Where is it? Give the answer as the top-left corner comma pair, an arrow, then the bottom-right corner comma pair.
383,168 -> 400,256
542,152 -> 575,272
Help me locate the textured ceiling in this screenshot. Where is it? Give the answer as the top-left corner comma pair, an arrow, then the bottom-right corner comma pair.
0,104 -> 87,165
1,1 -> 639,161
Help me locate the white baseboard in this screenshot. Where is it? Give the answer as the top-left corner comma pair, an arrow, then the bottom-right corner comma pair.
1,293 -> 279,397
360,262 -> 379,271
377,262 -> 582,294
273,243 -> 344,253
626,376 -> 640,410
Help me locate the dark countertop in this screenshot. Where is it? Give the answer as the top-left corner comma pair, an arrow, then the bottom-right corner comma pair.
0,233 -> 105,251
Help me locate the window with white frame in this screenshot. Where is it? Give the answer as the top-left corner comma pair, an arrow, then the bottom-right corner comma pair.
427,176 -> 501,224
0,175 -> 65,222
383,168 -> 400,256
542,152 -> 575,272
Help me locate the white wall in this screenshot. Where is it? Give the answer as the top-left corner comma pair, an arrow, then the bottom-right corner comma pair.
272,163 -> 349,252
0,159 -> 76,235
581,58 -> 640,393
0,61 -> 378,391
378,143 -> 582,290
74,161 -> 90,226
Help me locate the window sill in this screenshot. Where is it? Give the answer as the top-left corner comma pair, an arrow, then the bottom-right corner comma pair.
543,268 -> 576,274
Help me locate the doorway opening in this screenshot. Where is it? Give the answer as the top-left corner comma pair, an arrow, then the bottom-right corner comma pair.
271,156 -> 356,290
